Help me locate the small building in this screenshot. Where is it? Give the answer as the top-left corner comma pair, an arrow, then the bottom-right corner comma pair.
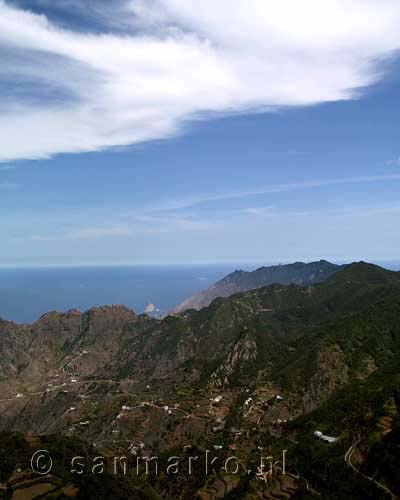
314,430 -> 338,443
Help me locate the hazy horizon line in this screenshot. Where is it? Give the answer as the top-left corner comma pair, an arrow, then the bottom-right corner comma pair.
1,258 -> 400,271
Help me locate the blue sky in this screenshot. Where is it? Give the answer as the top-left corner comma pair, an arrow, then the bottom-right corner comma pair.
1,0 -> 400,266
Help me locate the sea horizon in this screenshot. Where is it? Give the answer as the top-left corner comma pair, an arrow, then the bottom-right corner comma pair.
0,263 -> 247,324
1,260 -> 399,324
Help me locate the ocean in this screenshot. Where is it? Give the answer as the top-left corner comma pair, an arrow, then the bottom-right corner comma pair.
1,261 -> 399,324
0,265 -> 242,323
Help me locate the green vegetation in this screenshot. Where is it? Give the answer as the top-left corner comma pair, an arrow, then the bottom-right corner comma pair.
1,262 -> 400,498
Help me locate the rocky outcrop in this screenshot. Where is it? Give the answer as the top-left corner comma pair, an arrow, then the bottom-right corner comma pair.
0,305 -> 155,397
209,329 -> 257,387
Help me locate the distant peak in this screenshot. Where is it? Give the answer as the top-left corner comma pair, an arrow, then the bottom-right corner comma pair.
331,261 -> 397,283
223,269 -> 247,280
176,259 -> 342,312
86,304 -> 136,316
347,261 -> 380,269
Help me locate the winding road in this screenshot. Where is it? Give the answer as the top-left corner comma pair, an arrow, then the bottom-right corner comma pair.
345,441 -> 398,500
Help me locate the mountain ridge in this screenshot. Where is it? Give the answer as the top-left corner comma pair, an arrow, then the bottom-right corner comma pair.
1,261 -> 400,499
174,259 -> 342,312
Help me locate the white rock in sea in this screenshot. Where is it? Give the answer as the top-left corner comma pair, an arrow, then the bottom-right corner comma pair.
144,303 -> 160,314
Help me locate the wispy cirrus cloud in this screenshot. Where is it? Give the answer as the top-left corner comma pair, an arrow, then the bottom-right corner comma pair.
135,173 -> 400,214
387,156 -> 400,166
26,172 -> 400,242
31,213 -> 210,241
1,0 -> 400,161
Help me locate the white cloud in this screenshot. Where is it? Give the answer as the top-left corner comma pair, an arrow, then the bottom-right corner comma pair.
0,0 -> 400,161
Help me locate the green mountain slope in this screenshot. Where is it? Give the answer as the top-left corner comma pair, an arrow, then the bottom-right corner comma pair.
1,261 -> 400,499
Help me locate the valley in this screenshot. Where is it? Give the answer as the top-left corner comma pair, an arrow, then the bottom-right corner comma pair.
1,262 -> 400,499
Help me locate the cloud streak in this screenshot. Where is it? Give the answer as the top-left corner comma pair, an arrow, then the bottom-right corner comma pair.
136,173 -> 400,214
0,0 -> 400,161
0,182 -> 17,190
24,173 -> 400,242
